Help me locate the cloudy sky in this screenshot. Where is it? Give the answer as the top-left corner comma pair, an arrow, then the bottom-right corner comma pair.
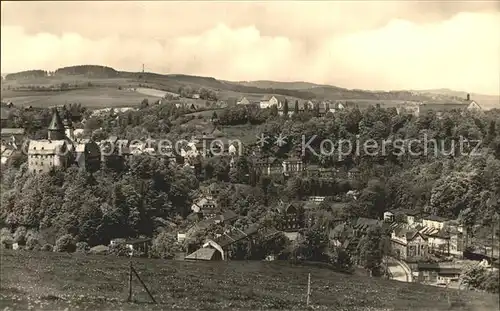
1,1 -> 499,95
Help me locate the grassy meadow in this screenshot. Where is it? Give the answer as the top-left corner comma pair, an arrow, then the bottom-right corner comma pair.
1,87 -> 161,109
1,250 -> 498,311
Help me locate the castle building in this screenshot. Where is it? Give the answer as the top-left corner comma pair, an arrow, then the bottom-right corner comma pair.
27,109 -> 100,174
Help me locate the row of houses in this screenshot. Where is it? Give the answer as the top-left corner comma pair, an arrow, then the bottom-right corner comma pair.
396,94 -> 483,117
250,152 -> 361,179
237,95 -> 349,115
236,94 -> 483,118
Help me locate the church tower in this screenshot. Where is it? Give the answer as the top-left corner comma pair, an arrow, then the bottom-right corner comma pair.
47,108 -> 66,140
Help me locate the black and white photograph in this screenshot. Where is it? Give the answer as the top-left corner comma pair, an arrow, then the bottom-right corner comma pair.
0,1 -> 499,310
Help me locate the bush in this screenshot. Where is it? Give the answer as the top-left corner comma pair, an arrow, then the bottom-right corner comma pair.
25,235 -> 40,251
41,244 -> 53,252
1,236 -> 13,249
1,227 -> 12,238
460,263 -> 499,293
76,241 -> 90,253
483,271 -> 499,293
13,226 -> 27,245
151,232 -> 182,259
54,234 -> 76,253
327,247 -> 354,273
108,240 -> 131,257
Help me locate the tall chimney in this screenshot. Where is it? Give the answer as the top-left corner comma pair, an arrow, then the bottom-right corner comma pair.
466,93 -> 470,101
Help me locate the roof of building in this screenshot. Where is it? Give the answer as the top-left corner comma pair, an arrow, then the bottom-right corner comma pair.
125,238 -> 152,244
283,157 -> 301,163
387,208 -> 421,216
215,210 -> 238,223
1,148 -> 13,158
393,226 -> 427,241
185,247 -> 218,260
48,109 -> 65,131
277,202 -> 304,214
330,223 -> 354,239
417,263 -> 461,274
423,215 -> 449,222
354,217 -> 381,229
0,128 -> 25,136
28,140 -> 68,155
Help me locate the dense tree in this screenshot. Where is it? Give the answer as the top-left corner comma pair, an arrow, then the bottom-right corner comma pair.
283,99 -> 289,116
356,226 -> 385,276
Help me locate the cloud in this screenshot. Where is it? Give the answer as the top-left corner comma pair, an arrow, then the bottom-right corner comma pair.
1,2 -> 499,95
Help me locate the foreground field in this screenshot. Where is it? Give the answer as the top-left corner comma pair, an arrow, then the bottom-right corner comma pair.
1,251 -> 498,311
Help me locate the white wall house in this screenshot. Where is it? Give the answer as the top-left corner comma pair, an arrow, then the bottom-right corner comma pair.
466,101 -> 482,111
260,96 -> 279,109
237,97 -> 250,105
422,216 -> 447,230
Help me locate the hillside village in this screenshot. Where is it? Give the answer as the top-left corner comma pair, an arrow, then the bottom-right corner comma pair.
0,67 -> 499,295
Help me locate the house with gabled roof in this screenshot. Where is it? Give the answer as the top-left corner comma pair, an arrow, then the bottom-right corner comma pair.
329,217 -> 384,256
185,245 -> 223,261
185,224 -> 279,261
391,226 -> 429,261
277,202 -> 306,232
259,95 -> 283,109
384,208 -> 422,226
250,152 -> 282,175
422,215 -> 448,230
191,196 -> 219,219
236,96 -> 250,105
416,94 -> 482,118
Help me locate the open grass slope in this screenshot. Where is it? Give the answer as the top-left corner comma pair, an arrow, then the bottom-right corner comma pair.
1,250 -> 498,311
0,87 -> 159,109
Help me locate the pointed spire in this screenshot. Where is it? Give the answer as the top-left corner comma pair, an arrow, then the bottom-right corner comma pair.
48,108 -> 65,140
48,108 -> 65,131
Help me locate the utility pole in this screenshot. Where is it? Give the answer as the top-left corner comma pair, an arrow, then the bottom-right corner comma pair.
491,214 -> 498,271
142,64 -> 145,73
306,273 -> 311,307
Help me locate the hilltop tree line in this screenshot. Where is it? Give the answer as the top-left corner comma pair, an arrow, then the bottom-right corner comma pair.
5,70 -> 48,80
55,65 -> 118,77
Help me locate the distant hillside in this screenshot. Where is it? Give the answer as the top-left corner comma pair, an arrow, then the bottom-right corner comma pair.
4,64 -> 477,103
235,80 -> 327,90
121,71 -> 437,102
